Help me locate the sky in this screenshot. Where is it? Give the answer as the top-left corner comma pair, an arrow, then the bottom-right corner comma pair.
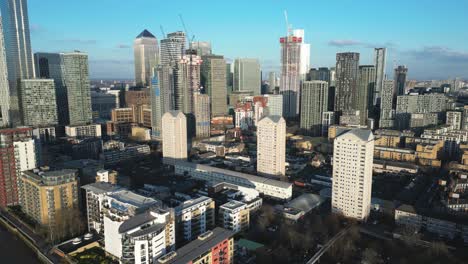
28,0 -> 468,80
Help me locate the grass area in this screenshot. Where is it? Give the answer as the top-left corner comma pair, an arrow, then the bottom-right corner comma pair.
72,247 -> 117,264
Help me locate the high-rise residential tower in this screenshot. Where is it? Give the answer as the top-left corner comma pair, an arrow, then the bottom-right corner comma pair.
150,66 -> 173,139
357,65 -> 376,125
332,129 -> 374,220
134,29 -> 159,87
34,52 -> 92,126
162,111 -> 187,165
257,116 -> 286,179
300,81 -> 328,136
160,31 -> 186,66
280,33 -> 302,118
201,55 -> 227,117
174,52 -> 202,114
373,48 -> 386,106
0,20 -> 10,127
193,92 -> 210,138
379,80 -> 395,128
0,0 -> 35,126
233,58 -> 261,95
0,127 -> 33,207
18,79 -> 58,127
334,52 -> 360,115
394,65 -> 408,98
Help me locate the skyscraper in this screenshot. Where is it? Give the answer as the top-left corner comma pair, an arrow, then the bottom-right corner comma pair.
379,80 -> 395,128
134,29 -> 159,87
162,111 -> 187,165
0,20 -> 10,128
174,52 -> 202,114
0,0 -> 35,126
191,41 -> 212,56
18,79 -> 58,127
62,52 -> 93,125
357,65 -> 376,125
35,52 -> 92,126
160,31 -> 186,66
292,29 -> 310,81
332,129 -> 374,220
257,116 -> 286,179
280,33 -> 302,118
0,127 -> 33,207
373,48 -> 386,106
150,66 -> 173,139
233,58 -> 261,95
193,92 -> 210,138
334,52 -> 360,114
201,55 -> 227,117
394,65 -> 408,98
300,81 -> 328,136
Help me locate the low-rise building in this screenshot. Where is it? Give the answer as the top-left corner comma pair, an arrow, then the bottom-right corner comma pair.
156,228 -> 235,264
65,124 -> 102,138
219,200 -> 249,232
101,144 -> 151,165
174,162 -> 292,200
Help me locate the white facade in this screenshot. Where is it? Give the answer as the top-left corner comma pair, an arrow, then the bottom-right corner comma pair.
264,94 -> 283,117
235,106 -> 253,130
13,139 -> 37,174
332,129 -> 374,220
65,124 -> 101,138
292,29 -> 310,81
0,20 -> 10,127
134,30 -> 159,87
257,116 -> 286,179
162,111 -> 187,165
446,111 -> 462,130
174,162 -> 292,200
219,201 -> 248,232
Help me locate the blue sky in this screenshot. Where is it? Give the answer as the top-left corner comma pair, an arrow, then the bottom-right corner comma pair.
28,0 -> 468,80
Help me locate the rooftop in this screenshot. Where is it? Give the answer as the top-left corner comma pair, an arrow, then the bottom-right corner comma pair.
157,228 -> 235,264
119,210 -> 165,233
81,182 -> 122,194
220,200 -> 246,210
136,29 -> 156,39
108,190 -> 159,208
339,128 -> 374,142
285,193 -> 325,213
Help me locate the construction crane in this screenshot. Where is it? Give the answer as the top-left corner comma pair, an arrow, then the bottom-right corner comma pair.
284,10 -> 292,36
179,14 -> 195,50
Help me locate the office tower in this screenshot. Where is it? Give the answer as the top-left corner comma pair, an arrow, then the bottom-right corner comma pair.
446,111 -> 462,130
280,33 -> 302,118
357,65 -> 376,125
309,67 -> 331,83
300,81 -> 328,136
0,21 -> 10,127
193,92 -> 210,138
257,116 -> 286,179
133,29 -> 159,87
174,52 -> 202,114
191,41 -> 212,56
334,52 -> 360,115
91,91 -> 119,120
151,66 -> 174,139
329,67 -> 336,87
0,0 -> 35,126
374,48 -> 386,105
0,127 -> 32,207
379,80 -> 395,128
34,52 -> 92,126
162,111 -> 187,165
19,168 -> 78,225
394,65 -> 408,98
201,55 -> 227,117
332,129 -> 374,220
292,29 -> 310,81
264,94 -> 283,117
267,72 -> 278,93
160,31 -> 186,66
233,58 -> 261,95
18,79 -> 58,126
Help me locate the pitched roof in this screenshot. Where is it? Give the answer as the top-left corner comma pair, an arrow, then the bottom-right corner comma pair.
339,129 -> 374,142
137,29 -> 156,39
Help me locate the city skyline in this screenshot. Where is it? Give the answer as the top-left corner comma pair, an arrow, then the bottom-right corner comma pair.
27,0 -> 468,80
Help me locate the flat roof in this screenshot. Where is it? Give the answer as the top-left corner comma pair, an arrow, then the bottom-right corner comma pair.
81,182 -> 122,194
108,190 -> 159,208
176,161 -> 292,189
157,228 -> 235,264
286,193 -> 325,213
220,200 -> 246,210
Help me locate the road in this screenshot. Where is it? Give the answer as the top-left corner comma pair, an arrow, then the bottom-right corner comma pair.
306,226 -> 351,264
